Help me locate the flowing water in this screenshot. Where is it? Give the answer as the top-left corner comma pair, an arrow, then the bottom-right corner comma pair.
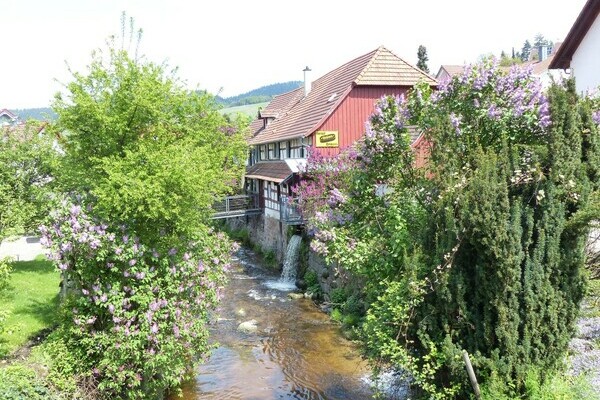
264,234 -> 302,291
170,246 -> 375,399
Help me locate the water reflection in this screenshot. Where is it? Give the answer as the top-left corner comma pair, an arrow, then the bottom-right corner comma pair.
171,248 -> 373,399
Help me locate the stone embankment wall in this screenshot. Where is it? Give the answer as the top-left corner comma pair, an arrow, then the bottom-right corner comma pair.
226,216 -> 338,299
226,215 -> 288,263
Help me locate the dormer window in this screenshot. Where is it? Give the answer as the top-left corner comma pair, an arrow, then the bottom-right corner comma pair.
263,117 -> 275,129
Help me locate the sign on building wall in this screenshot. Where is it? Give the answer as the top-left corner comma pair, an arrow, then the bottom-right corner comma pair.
315,131 -> 339,147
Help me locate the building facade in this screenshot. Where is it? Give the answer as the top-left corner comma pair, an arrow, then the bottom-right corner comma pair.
240,46 -> 437,258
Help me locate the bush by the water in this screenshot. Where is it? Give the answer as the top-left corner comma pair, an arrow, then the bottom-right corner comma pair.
296,59 -> 600,398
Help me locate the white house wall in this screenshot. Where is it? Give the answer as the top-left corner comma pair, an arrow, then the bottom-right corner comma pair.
571,14 -> 600,94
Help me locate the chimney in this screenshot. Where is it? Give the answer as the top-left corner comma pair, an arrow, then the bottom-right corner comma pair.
538,45 -> 548,61
303,66 -> 311,97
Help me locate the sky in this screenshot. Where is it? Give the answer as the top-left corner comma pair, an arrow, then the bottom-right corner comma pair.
0,0 -> 587,109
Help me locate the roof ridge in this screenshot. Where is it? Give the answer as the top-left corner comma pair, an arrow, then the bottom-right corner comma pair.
384,46 -> 438,84
353,45 -> 386,84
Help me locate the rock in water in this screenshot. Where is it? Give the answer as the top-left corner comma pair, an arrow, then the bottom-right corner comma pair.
237,320 -> 258,333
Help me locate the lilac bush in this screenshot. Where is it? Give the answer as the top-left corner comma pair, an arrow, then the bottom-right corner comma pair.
41,197 -> 234,399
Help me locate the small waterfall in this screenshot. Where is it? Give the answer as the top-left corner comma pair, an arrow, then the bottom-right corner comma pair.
280,235 -> 302,283
264,235 -> 302,291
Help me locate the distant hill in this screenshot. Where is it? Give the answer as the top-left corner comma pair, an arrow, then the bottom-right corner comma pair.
216,81 -> 302,107
13,108 -> 57,121
12,81 -> 301,123
219,102 -> 269,119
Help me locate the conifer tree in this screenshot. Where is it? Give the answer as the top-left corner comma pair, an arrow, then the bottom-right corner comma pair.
417,45 -> 429,73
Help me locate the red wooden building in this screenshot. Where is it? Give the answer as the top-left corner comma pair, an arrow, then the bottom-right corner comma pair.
245,46 -> 437,223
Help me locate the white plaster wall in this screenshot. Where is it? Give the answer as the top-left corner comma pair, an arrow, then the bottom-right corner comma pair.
572,14 -> 600,94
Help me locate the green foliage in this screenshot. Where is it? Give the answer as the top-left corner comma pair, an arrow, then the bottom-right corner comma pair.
302,269 -> 321,297
481,368 -> 599,400
41,198 -> 233,399
0,257 -> 12,292
0,257 -> 12,335
52,42 -> 247,244
32,334 -> 81,396
329,287 -> 347,307
0,121 -> 58,238
417,45 -> 429,73
46,23 -> 246,398
0,365 -> 56,400
330,308 -> 343,323
297,60 -> 600,398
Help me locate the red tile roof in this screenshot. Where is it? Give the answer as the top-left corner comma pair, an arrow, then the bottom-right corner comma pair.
550,0 -> 600,69
522,53 -> 556,75
248,46 -> 436,145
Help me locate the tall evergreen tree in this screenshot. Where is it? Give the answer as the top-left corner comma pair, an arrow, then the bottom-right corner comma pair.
521,39 -> 532,61
417,45 -> 430,73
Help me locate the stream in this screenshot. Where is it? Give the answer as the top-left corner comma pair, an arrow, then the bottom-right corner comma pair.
169,246 -> 376,399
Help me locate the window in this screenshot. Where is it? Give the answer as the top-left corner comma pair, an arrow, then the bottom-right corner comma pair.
259,145 -> 266,161
267,142 -> 280,160
268,143 -> 275,160
279,141 -> 287,160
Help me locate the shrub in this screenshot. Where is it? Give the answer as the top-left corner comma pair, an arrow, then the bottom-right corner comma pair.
0,257 -> 12,292
41,198 -> 235,399
329,287 -> 347,308
0,365 -> 56,400
296,59 -> 600,398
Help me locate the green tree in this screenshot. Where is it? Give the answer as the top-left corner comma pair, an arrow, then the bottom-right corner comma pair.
296,61 -> 600,398
521,39 -> 532,61
46,26 -> 248,398
0,122 -> 58,238
417,45 -> 429,73
52,44 -> 248,244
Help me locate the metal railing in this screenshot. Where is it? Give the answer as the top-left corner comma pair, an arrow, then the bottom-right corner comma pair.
280,196 -> 304,225
212,193 -> 262,219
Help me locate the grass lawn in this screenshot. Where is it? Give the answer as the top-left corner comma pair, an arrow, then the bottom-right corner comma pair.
0,258 -> 60,358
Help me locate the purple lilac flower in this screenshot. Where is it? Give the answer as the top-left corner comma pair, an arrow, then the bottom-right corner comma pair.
70,205 -> 81,217
593,110 -> 600,125
135,271 -> 145,280
169,248 -> 177,256
129,259 -> 137,267
183,252 -> 191,261
450,113 -> 462,136
115,247 -> 123,255
108,304 -> 115,314
488,104 -> 501,120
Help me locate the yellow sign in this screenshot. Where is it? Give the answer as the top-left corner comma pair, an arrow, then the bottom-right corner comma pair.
315,131 -> 339,148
